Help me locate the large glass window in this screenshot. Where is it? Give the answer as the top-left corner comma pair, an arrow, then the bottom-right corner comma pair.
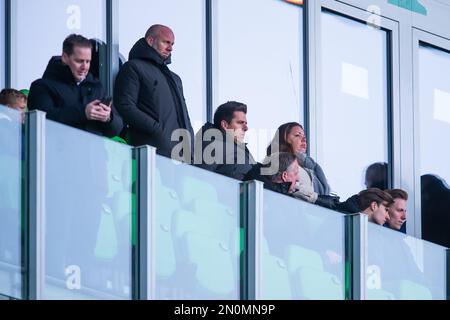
0,0 -> 5,89
11,0 -> 106,90
366,223 -> 446,300
155,155 -> 241,299
418,44 -> 450,248
44,121 -> 134,299
0,105 -> 23,299
320,11 -> 389,199
262,190 -> 345,300
213,0 -> 304,161
118,0 -> 206,133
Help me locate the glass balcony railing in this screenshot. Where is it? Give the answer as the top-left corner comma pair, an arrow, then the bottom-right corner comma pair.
366,223 -> 447,300
43,120 -> 134,300
0,105 -> 23,299
0,109 -> 448,300
261,189 -> 346,300
155,155 -> 241,299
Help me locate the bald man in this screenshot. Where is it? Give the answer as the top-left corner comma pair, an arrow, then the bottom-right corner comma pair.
114,24 -> 194,159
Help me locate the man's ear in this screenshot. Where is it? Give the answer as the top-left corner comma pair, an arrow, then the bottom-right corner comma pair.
61,52 -> 68,65
281,171 -> 288,183
146,36 -> 154,47
370,201 -> 378,212
220,120 -> 229,131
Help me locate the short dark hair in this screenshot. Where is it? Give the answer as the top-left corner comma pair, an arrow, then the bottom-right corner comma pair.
263,152 -> 298,181
358,188 -> 394,211
267,122 -> 304,156
213,101 -> 247,128
365,162 -> 388,189
385,188 -> 408,201
63,34 -> 92,56
0,88 -> 27,106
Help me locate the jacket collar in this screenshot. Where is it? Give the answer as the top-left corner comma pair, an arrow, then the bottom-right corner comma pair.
128,38 -> 172,66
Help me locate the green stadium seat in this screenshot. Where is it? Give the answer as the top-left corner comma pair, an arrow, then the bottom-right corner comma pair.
184,232 -> 235,295
286,244 -> 343,299
294,267 -> 343,299
366,288 -> 395,300
388,279 -> 432,300
154,169 -> 179,278
261,238 -> 292,299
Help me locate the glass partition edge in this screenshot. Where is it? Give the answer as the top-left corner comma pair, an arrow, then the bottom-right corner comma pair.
25,110 -> 47,300
345,213 -> 367,300
241,180 -> 264,300
136,145 -> 156,300
447,249 -> 450,300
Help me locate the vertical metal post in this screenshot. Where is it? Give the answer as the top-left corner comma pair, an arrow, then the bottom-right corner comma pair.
304,0 -> 320,159
5,0 -> 12,87
135,146 -> 156,300
345,213 -> 367,300
446,249 -> 450,300
205,0 -> 213,123
241,180 -> 264,300
106,0 -> 119,96
25,111 -> 46,300
302,0 -> 311,137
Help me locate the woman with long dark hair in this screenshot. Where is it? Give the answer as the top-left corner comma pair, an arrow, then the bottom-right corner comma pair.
267,122 -> 330,196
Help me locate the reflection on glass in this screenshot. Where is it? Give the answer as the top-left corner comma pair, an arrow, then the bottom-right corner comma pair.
262,190 -> 345,300
44,120 -> 133,299
11,0 -> 105,89
0,0 -> 4,89
0,105 -> 23,299
118,0 -> 205,132
418,45 -> 450,248
155,155 -> 240,299
320,11 -> 389,199
214,0 -> 303,162
366,223 -> 446,300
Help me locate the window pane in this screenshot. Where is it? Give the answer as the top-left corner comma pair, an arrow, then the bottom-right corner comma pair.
214,0 -> 304,161
11,0 -> 106,90
155,155 -> 241,299
0,106 -> 23,299
44,121 -> 134,299
367,223 -> 446,299
263,190 -> 345,300
418,44 -> 450,248
118,0 -> 206,132
0,0 -> 4,88
320,11 -> 389,199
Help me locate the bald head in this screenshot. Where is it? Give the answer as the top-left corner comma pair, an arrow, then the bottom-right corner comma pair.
145,24 -> 175,60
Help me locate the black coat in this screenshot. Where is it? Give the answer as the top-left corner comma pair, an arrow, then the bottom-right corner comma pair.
28,56 -> 122,137
243,162 -> 291,194
421,174 -> 450,247
335,194 -> 361,214
114,38 -> 194,156
194,122 -> 256,181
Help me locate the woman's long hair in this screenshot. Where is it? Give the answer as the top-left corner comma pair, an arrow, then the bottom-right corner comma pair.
266,122 -> 303,156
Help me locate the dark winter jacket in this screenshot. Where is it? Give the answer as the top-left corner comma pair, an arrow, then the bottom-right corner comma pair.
114,38 -> 194,157
243,162 -> 292,194
297,153 -> 331,195
28,56 -> 122,137
194,122 -> 256,180
335,194 -> 361,214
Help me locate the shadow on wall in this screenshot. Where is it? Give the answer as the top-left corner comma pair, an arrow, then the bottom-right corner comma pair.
421,174 -> 450,248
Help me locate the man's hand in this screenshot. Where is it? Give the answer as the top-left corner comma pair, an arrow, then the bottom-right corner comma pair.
85,100 -> 112,122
